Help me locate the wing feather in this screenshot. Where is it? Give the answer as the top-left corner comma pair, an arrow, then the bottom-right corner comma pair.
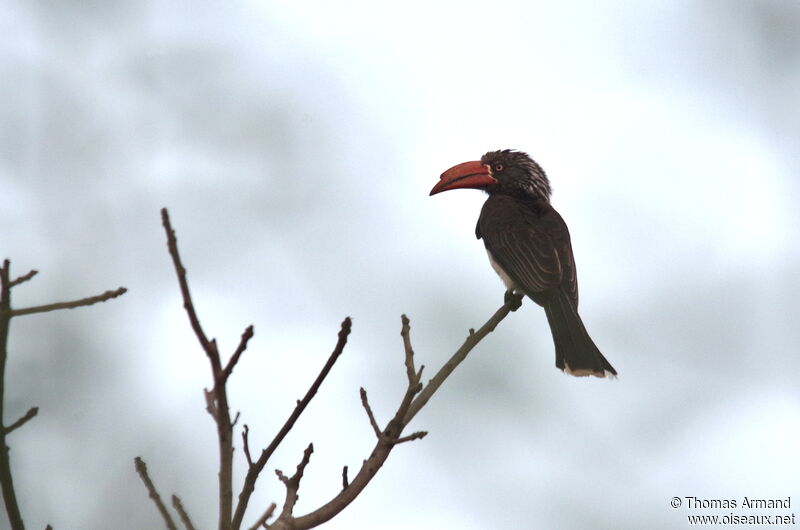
477,194 -> 578,306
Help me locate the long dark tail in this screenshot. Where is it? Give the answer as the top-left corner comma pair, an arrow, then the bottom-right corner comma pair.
542,290 -> 617,378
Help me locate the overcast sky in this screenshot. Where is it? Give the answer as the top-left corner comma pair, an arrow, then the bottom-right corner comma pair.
2,1 -> 799,529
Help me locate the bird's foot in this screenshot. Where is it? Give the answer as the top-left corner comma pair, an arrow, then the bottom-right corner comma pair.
504,290 -> 523,311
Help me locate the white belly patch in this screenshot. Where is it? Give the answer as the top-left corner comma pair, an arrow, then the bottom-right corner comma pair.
486,249 -> 517,291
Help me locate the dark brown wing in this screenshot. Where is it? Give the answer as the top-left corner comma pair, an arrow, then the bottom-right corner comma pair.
477,194 -> 578,307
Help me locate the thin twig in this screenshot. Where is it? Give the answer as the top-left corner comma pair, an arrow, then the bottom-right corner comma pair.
393,431 -> 428,444
4,407 -> 38,435
388,315 -> 424,426
9,287 -> 127,317
341,466 -> 349,490
242,425 -> 253,466
161,208 -> 212,351
134,457 -> 178,530
9,270 -> 37,288
223,325 -> 255,381
359,388 -> 382,439
172,495 -> 197,530
231,318 -> 351,530
400,315 -> 423,387
247,503 -> 276,530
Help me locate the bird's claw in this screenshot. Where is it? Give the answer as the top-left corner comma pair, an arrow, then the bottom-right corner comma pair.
504,290 -> 523,311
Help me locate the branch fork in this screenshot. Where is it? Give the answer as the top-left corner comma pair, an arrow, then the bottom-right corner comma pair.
275,443 -> 314,520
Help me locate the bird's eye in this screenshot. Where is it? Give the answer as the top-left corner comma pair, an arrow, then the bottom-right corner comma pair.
494,163 -> 504,172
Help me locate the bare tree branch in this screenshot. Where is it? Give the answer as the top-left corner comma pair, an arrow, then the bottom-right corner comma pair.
4,407 -> 38,436
134,457 -> 178,530
1,259 -> 126,530
172,494 -> 197,530
231,318 -> 351,530
155,208 -> 521,530
9,287 -> 127,317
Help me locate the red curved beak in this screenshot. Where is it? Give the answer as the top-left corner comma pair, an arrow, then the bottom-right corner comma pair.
429,160 -> 496,196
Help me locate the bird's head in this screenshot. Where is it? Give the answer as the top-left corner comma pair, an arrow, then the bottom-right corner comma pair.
430,149 -> 551,201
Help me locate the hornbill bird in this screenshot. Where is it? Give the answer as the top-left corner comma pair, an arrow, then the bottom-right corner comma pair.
430,149 -> 617,378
